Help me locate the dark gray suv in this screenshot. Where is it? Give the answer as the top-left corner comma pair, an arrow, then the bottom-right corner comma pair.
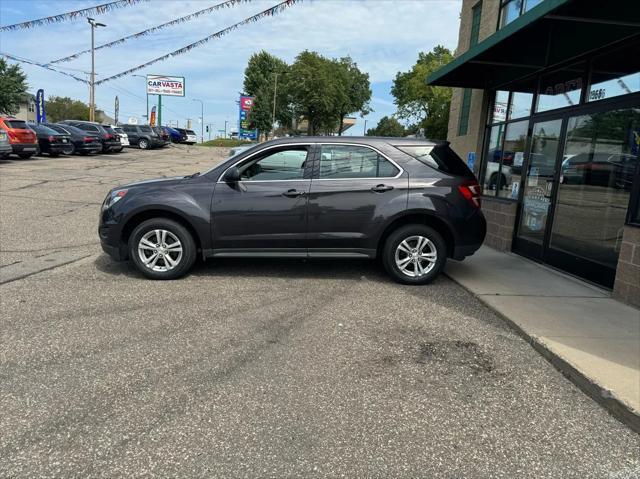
99,137 -> 485,284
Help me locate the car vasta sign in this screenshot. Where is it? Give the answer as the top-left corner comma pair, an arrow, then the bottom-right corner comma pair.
146,75 -> 185,97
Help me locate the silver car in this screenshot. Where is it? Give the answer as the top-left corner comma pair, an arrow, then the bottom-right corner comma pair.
0,128 -> 12,159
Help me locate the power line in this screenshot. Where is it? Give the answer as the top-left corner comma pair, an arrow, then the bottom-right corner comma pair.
0,0 -> 149,32
95,0 -> 302,85
0,52 -> 88,83
50,0 -> 254,64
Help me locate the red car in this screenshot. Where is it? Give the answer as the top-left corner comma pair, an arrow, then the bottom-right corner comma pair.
0,117 -> 38,159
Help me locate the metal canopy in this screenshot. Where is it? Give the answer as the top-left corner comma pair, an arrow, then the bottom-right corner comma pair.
427,0 -> 640,90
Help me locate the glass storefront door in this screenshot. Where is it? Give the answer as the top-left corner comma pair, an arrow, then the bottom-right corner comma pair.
514,106 -> 640,288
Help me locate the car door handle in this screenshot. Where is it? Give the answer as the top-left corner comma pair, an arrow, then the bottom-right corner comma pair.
371,184 -> 394,193
282,189 -> 305,198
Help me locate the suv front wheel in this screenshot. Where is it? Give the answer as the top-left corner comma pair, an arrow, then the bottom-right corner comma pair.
382,224 -> 446,285
129,218 -> 196,280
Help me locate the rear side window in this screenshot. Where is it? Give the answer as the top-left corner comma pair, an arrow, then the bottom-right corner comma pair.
319,145 -> 399,179
76,124 -> 100,132
5,120 -> 28,129
396,144 -> 473,177
186,130 -> 196,135
103,126 -> 116,134
46,124 -> 68,134
139,126 -> 152,133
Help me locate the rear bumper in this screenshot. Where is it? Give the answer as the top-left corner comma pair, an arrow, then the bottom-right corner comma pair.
11,143 -> 38,154
451,209 -> 486,260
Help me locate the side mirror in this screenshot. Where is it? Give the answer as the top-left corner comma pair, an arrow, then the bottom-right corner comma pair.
223,166 -> 240,183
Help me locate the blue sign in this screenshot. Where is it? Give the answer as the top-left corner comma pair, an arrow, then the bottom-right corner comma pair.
238,95 -> 258,141
467,151 -> 476,171
36,89 -> 46,123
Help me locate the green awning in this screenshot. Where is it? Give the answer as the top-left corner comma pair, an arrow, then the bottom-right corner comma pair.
427,0 -> 640,90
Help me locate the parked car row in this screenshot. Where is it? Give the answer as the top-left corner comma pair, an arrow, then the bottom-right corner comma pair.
0,117 -> 198,160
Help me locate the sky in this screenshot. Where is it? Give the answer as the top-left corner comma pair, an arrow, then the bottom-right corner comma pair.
0,0 -> 462,136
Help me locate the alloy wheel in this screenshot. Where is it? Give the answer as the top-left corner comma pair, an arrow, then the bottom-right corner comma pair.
394,235 -> 437,278
137,229 -> 183,272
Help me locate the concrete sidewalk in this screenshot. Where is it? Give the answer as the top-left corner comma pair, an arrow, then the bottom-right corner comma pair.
445,247 -> 640,432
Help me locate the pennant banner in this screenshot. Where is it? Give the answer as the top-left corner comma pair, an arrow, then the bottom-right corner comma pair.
51,0 -> 254,64
96,0 -> 301,85
0,52 -> 88,83
1,0 -> 149,31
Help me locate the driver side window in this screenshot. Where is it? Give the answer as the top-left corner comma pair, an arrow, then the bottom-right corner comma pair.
239,147 -> 308,181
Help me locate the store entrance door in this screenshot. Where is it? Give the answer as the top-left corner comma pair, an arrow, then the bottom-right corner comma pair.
513,118 -> 564,262
514,107 -> 640,288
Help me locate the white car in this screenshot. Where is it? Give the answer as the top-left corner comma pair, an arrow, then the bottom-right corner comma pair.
105,125 -> 130,150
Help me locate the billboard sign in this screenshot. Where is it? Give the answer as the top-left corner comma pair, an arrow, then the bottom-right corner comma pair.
36,89 -> 46,123
146,75 -> 185,97
238,95 -> 258,140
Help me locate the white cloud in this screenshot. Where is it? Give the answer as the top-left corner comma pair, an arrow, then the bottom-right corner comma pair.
1,0 -> 462,132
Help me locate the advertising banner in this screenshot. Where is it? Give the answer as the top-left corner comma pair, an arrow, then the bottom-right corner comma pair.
35,89 -> 46,123
146,75 -> 185,97
238,95 -> 257,140
150,105 -> 157,127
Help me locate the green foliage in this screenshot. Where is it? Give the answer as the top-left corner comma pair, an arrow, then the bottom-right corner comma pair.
0,59 -> 28,115
45,96 -> 90,123
333,57 -> 372,135
198,138 -> 254,147
391,45 -> 453,140
366,116 -> 406,137
243,51 -> 291,136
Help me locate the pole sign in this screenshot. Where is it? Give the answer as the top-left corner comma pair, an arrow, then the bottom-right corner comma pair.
35,89 -> 46,123
114,95 -> 119,124
238,95 -> 257,140
146,75 -> 185,97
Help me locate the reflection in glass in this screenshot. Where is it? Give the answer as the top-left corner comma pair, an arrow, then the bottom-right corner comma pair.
588,72 -> 639,102
492,91 -> 510,123
536,78 -> 582,112
482,124 -> 505,196
509,92 -> 533,119
517,119 -> 563,245
524,0 -> 543,12
551,109 -> 640,270
497,121 -> 528,199
501,0 -> 523,27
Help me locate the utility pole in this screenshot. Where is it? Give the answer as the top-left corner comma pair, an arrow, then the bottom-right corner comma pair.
193,98 -> 204,143
224,120 -> 228,139
271,72 -> 278,139
363,119 -> 368,136
88,18 -> 106,122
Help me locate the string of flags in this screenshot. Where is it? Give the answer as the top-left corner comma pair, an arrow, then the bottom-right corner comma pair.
0,0 -> 149,32
0,52 -> 89,83
51,0 -> 254,64
95,0 -> 301,85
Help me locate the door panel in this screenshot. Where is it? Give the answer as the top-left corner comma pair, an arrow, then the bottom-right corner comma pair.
211,145 -> 312,252
307,144 -> 408,253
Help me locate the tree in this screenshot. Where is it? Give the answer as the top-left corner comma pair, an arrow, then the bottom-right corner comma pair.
0,58 -> 28,115
333,57 -> 371,136
45,96 -> 90,123
243,51 -> 291,137
288,51 -> 341,135
391,45 -> 453,140
366,116 -> 406,137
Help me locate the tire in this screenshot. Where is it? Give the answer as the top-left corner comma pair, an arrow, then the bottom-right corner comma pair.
382,224 -> 447,285
18,153 -> 33,159
50,152 -> 60,158
63,143 -> 75,155
128,218 -> 196,280
138,138 -> 149,150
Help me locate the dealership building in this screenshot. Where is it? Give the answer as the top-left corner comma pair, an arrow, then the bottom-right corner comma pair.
428,0 -> 640,305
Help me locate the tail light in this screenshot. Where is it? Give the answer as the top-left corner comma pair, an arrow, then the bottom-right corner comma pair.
104,133 -> 113,139
48,136 -> 55,142
84,137 -> 94,142
458,180 -> 482,208
7,130 -> 18,143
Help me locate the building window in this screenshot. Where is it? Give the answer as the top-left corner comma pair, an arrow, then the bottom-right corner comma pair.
458,89 -> 472,136
535,62 -> 586,113
469,2 -> 482,47
499,0 -> 543,28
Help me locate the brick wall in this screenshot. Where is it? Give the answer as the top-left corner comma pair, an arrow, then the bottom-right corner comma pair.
613,226 -> 640,308
481,197 -> 518,252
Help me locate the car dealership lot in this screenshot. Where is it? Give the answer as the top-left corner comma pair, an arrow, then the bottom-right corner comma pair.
1,146 -> 639,477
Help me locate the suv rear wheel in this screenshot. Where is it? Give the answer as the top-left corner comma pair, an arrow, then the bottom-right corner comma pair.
128,218 -> 196,280
382,224 -> 446,285
138,138 -> 149,150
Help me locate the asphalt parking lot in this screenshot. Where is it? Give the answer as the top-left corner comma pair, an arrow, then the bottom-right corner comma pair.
1,146 -> 639,478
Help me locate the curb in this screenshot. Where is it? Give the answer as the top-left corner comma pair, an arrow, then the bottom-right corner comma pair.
444,271 -> 640,435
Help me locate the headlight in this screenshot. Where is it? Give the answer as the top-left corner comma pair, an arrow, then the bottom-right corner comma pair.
102,189 -> 128,211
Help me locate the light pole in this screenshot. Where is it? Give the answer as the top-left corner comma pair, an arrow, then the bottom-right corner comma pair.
132,74 -> 148,123
271,72 -> 279,139
363,119 -> 368,136
193,98 -> 204,143
87,18 -> 106,122
224,120 -> 228,139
